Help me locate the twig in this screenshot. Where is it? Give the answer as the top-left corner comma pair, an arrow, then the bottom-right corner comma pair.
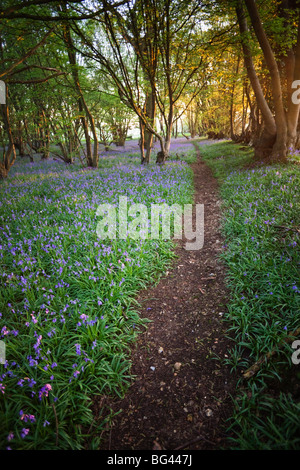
108,425 -> 112,451
122,310 -> 129,320
174,434 -> 216,450
52,403 -> 59,447
274,224 -> 300,233
243,327 -> 300,379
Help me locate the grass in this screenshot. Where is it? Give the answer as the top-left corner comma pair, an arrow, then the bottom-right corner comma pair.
196,140 -> 300,449
0,152 -> 195,450
3,140 -> 299,450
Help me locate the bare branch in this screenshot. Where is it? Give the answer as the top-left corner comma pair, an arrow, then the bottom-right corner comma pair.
8,71 -> 66,84
0,0 -> 128,21
8,64 -> 64,76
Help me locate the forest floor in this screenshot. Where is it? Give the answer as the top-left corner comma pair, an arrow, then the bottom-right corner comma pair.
95,139 -> 238,451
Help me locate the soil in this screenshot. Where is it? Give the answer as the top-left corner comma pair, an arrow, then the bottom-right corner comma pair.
94,141 -> 238,451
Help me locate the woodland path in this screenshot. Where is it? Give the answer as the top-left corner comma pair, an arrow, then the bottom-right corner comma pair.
95,139 -> 238,450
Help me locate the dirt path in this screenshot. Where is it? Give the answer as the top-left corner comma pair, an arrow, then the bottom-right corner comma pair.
96,142 -> 238,450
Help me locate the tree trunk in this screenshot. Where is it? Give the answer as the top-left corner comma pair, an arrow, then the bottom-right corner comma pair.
144,90 -> 156,163
61,7 -> 98,167
139,118 -> 147,165
0,163 -> 8,179
236,2 -> 277,160
163,105 -> 174,161
285,10 -> 300,152
244,0 -> 290,162
229,56 -> 240,141
0,86 -> 16,178
40,110 -> 50,159
23,118 -> 34,161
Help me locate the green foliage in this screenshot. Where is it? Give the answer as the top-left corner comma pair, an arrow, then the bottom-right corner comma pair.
199,141 -> 300,449
196,141 -> 253,180
0,153 -> 194,449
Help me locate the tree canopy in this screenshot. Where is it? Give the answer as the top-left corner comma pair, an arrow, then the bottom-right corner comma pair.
1,0 -> 300,176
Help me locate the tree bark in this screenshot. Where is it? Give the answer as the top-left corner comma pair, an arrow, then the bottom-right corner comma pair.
61,7 -> 99,167
285,8 -> 300,151
0,86 -> 16,178
139,117 -> 146,165
236,2 -> 277,161
144,89 -> 156,163
244,0 -> 288,162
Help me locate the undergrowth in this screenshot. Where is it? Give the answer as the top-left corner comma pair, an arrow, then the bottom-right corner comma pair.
197,140 -> 300,450
0,154 -> 194,449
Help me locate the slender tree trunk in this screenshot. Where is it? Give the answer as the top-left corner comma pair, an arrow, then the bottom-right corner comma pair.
144,89 -> 156,163
160,105 -> 174,163
229,56 -> 240,141
286,49 -> 298,150
0,86 -> 16,179
23,118 -> 34,161
285,10 -> 300,151
61,7 -> 98,167
139,118 -> 146,165
40,110 -> 50,159
15,120 -> 26,157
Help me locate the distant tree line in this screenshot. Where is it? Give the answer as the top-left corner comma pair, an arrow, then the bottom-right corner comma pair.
0,0 -> 300,177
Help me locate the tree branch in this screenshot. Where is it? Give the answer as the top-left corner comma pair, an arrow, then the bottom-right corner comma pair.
0,0 -> 128,21
0,28 -> 55,79
8,71 -> 66,84
8,64 -> 64,76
